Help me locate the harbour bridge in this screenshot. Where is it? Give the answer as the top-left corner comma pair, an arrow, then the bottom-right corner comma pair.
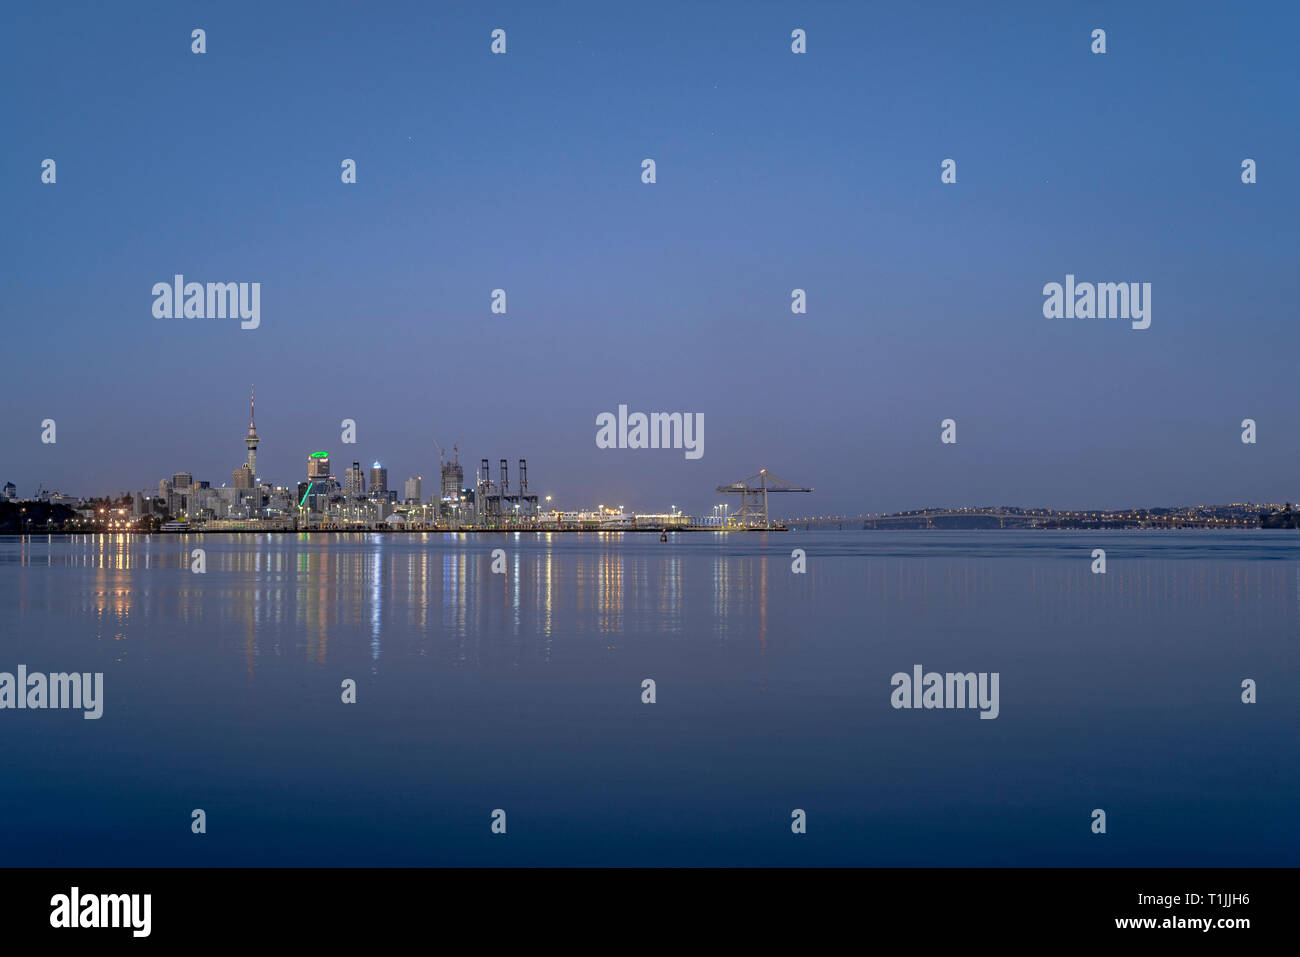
781,508 -> 1245,529
784,509 -> 1047,530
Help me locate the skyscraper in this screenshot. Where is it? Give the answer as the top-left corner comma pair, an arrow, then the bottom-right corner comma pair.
308,452 -> 330,482
344,462 -> 365,497
369,462 -> 388,498
441,444 -> 464,501
245,385 -> 259,479
404,476 -> 422,504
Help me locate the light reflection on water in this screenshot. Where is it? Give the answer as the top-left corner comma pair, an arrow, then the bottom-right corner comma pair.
1,530 -> 1296,866
7,530 -> 1295,671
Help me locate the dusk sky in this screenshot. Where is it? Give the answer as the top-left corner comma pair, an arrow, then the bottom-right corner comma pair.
3,1 -> 1297,514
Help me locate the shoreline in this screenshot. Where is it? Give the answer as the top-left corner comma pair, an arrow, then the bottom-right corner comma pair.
2,525 -> 1293,537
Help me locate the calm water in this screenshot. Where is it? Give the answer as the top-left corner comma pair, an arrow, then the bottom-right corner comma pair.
1,530 -> 1296,866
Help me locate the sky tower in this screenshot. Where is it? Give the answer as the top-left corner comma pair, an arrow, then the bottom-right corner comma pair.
245,385 -> 259,479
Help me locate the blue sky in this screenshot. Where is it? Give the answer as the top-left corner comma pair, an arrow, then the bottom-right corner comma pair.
2,1 -> 1297,512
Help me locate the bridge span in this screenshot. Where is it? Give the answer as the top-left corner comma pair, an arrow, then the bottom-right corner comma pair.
784,510 -> 1043,530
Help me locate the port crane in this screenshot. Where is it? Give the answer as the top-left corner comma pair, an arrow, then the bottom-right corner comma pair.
715,469 -> 813,528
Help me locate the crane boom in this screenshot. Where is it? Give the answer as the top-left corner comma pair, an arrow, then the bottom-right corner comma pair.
714,468 -> 813,528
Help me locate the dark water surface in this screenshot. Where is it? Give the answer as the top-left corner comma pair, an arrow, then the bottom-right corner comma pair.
1,530 -> 1295,866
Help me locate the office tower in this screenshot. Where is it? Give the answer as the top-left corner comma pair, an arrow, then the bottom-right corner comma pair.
172,472 -> 193,489
369,462 -> 388,498
404,476 -> 422,504
344,462 -> 365,497
232,465 -> 254,489
308,451 -> 330,482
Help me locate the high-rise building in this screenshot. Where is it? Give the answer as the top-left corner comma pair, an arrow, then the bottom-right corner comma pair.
172,472 -> 193,489
441,445 -> 464,502
404,476 -> 422,504
232,465 -> 254,489
245,385 -> 259,479
344,462 -> 365,497
159,478 -> 173,499
308,451 -> 330,482
369,462 -> 388,498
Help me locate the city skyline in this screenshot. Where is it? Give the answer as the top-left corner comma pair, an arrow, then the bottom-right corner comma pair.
6,376 -> 1299,518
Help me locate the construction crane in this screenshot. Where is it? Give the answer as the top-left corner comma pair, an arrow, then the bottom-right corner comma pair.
715,469 -> 813,528
434,438 -> 463,468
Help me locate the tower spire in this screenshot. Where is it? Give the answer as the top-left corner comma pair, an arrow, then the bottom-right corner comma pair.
244,385 -> 259,479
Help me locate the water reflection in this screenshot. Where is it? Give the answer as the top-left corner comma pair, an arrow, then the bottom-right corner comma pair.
4,532 -> 1298,679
